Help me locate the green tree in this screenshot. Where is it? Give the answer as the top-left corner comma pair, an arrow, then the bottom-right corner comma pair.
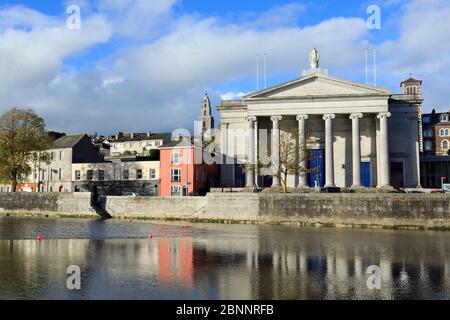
0,108 -> 50,192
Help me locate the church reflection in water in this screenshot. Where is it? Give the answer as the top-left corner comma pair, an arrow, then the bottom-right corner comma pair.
0,226 -> 449,299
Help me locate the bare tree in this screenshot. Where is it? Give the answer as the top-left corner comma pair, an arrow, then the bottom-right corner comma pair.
273,132 -> 310,193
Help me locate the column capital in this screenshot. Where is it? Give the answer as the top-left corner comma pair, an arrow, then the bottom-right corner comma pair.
271,115 -> 283,122
349,113 -> 363,120
296,114 -> 309,121
246,116 -> 257,122
323,114 -> 336,120
377,112 -> 392,119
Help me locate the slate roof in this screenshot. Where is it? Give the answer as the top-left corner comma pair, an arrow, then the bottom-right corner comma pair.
50,134 -> 86,149
110,133 -> 171,143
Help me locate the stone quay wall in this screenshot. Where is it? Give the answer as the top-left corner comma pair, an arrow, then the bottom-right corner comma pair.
0,192 -> 96,218
0,192 -> 449,230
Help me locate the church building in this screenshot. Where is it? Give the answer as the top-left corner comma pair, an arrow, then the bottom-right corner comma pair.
218,49 -> 422,189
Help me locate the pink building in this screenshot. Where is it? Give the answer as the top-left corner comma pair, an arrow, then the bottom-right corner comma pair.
159,139 -> 218,197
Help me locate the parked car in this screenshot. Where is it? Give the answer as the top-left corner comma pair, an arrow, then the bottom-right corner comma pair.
430,190 -> 444,194
122,192 -> 138,197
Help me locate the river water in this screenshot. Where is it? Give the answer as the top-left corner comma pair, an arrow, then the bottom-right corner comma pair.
0,216 -> 449,300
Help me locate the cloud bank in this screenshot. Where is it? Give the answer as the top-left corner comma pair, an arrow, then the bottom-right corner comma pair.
0,0 -> 448,134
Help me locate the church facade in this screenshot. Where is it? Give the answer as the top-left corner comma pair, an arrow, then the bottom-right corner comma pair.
218,50 -> 422,189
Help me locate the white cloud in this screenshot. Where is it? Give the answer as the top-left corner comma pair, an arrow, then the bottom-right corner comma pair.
0,0 -> 449,135
220,92 -> 247,100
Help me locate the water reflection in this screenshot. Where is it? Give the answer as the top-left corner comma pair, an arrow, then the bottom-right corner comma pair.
0,220 -> 449,300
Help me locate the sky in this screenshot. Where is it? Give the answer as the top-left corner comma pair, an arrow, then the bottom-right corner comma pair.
0,0 -> 449,135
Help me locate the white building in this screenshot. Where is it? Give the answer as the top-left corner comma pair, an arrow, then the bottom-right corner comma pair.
218,49 -> 422,189
109,132 -> 171,156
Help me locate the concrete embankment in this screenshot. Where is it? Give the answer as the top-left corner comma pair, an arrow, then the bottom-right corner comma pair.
1,192 -> 450,230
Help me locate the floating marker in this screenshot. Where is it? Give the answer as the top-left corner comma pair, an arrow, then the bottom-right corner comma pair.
148,234 -> 153,240
37,234 -> 43,242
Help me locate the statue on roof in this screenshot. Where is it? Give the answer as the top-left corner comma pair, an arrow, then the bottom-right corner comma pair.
309,48 -> 320,69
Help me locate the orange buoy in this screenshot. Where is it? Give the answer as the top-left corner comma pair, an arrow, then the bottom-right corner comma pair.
37,234 -> 43,242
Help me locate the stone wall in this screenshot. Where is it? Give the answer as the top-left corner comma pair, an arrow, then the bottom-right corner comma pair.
257,193 -> 450,229
0,192 -> 95,217
102,196 -> 207,219
1,192 -> 450,230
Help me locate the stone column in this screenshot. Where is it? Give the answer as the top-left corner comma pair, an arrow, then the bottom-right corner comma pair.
221,123 -> 229,164
350,113 -> 363,188
254,118 -> 259,186
377,112 -> 392,188
271,116 -> 282,188
297,115 -> 309,188
323,114 -> 336,188
246,117 -> 257,187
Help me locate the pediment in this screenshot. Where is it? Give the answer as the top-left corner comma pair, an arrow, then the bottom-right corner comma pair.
244,73 -> 392,99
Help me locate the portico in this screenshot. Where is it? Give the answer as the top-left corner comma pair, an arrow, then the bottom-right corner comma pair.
243,111 -> 393,189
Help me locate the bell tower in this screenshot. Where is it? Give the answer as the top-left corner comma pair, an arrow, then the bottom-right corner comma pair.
401,75 -> 422,96
197,93 -> 214,136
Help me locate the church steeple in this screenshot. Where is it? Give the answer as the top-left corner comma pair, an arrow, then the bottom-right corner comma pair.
197,93 -> 214,136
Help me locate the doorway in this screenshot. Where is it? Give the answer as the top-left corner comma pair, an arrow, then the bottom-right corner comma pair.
308,149 -> 325,188
391,162 -> 404,189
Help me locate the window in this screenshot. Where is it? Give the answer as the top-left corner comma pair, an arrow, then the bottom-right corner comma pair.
440,115 -> 448,122
123,170 -> 129,180
59,169 -> 62,180
171,185 -> 181,196
439,128 -> 449,137
59,151 -> 64,160
136,169 -> 143,179
422,116 -> 431,124
171,153 -> 181,164
423,129 -> 433,138
98,170 -> 105,181
75,170 -> 81,181
424,140 -> 433,151
87,170 -> 93,181
149,169 -> 156,180
171,169 -> 181,182
442,140 -> 449,151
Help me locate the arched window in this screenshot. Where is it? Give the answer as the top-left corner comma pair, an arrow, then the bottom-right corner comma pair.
446,129 -> 450,137
440,129 -> 445,137
442,140 -> 449,150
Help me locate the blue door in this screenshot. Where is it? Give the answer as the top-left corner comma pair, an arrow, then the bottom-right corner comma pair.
361,162 -> 371,187
234,164 -> 245,187
309,150 -> 325,188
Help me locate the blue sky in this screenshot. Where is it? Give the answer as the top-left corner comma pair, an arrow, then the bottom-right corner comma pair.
0,0 -> 449,134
